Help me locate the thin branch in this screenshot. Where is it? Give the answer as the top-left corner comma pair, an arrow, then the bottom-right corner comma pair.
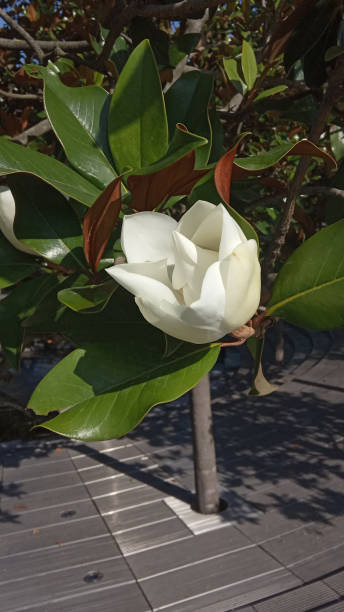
136,0 -> 224,19
12,119 -> 51,145
262,56 -> 344,283
0,88 -> 41,100
0,8 -> 44,63
246,185 -> 344,211
95,0 -> 223,70
0,37 -> 90,51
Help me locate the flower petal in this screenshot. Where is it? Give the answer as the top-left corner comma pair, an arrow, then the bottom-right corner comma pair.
136,296 -> 225,344
177,200 -> 215,239
220,239 -> 261,331
185,261 -> 227,331
171,231 -> 217,302
192,204 -> 245,256
218,206 -> 247,260
0,187 -> 36,255
106,260 -> 178,304
121,211 -> 177,264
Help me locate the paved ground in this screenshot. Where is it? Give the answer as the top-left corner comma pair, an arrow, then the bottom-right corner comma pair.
0,324 -> 343,611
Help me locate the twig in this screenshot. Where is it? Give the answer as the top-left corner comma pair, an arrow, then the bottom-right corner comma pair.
95,0 -> 223,70
12,119 -> 51,145
0,8 -> 44,63
0,37 -> 90,51
262,56 -> 344,283
136,0 -> 224,19
246,186 -> 344,211
0,88 -> 41,100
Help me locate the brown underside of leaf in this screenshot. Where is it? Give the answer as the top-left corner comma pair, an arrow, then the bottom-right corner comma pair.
83,177 -> 122,274
128,151 -> 209,212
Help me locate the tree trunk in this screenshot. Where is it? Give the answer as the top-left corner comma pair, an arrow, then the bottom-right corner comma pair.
190,373 -> 220,513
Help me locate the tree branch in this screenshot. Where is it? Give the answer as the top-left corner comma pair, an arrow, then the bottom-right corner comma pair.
262,56 -> 344,283
0,8 -> 44,63
246,186 -> 344,211
0,37 -> 90,51
136,0 -> 224,19
0,88 -> 41,100
12,119 -> 51,145
95,0 -> 223,70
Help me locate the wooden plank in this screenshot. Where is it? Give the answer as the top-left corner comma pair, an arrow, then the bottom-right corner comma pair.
0,535 -> 120,583
254,581 -> 339,612
116,516 -> 191,556
142,568 -> 300,612
128,525 -> 252,579
325,570 -> 344,596
0,556 -> 134,611
104,500 -> 175,535
23,583 -> 151,612
262,517 -> 344,568
138,546 -> 288,610
95,485 -> 167,515
0,498 -> 97,536
1,481 -> 89,513
0,515 -> 108,556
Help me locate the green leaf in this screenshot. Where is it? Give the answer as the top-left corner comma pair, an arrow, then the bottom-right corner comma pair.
208,107 -> 225,163
241,41 -> 257,90
43,65 -> 116,190
325,45 -> 344,62
330,127 -> 344,161
267,220 -> 344,329
8,174 -> 86,270
0,138 -> 101,206
223,58 -> 245,95
254,85 -> 288,102
108,40 -> 168,172
29,339 -> 219,440
165,71 -> 213,167
169,33 -> 201,67
233,139 -> 336,177
247,337 -> 278,396
132,123 -> 207,177
0,231 -> 38,288
58,280 -> 117,313
0,275 -> 58,369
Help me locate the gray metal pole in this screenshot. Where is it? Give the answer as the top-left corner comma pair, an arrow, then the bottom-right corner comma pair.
190,373 -> 220,514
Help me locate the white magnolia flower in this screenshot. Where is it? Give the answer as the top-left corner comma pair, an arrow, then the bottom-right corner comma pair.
107,200 -> 261,344
0,186 -> 36,254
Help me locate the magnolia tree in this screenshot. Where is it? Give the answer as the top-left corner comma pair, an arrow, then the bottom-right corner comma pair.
0,37 -> 343,513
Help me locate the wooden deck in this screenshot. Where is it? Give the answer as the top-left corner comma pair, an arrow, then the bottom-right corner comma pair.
1,325 -> 344,611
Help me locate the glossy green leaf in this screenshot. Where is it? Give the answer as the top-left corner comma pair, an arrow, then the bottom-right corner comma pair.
208,107 -> 225,163
108,40 -> 168,172
8,174 -> 86,270
169,33 -> 201,66
0,231 -> 38,288
247,337 -> 278,396
188,171 -> 259,244
43,65 -> 116,190
0,275 -> 58,369
241,41 -> 257,90
29,338 -> 220,440
267,220 -> 344,329
223,58 -> 245,95
330,127 -> 344,161
165,71 -> 213,167
254,85 -> 288,102
58,280 -> 117,313
0,138 -> 101,206
233,139 -> 336,176
132,124 -> 207,177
